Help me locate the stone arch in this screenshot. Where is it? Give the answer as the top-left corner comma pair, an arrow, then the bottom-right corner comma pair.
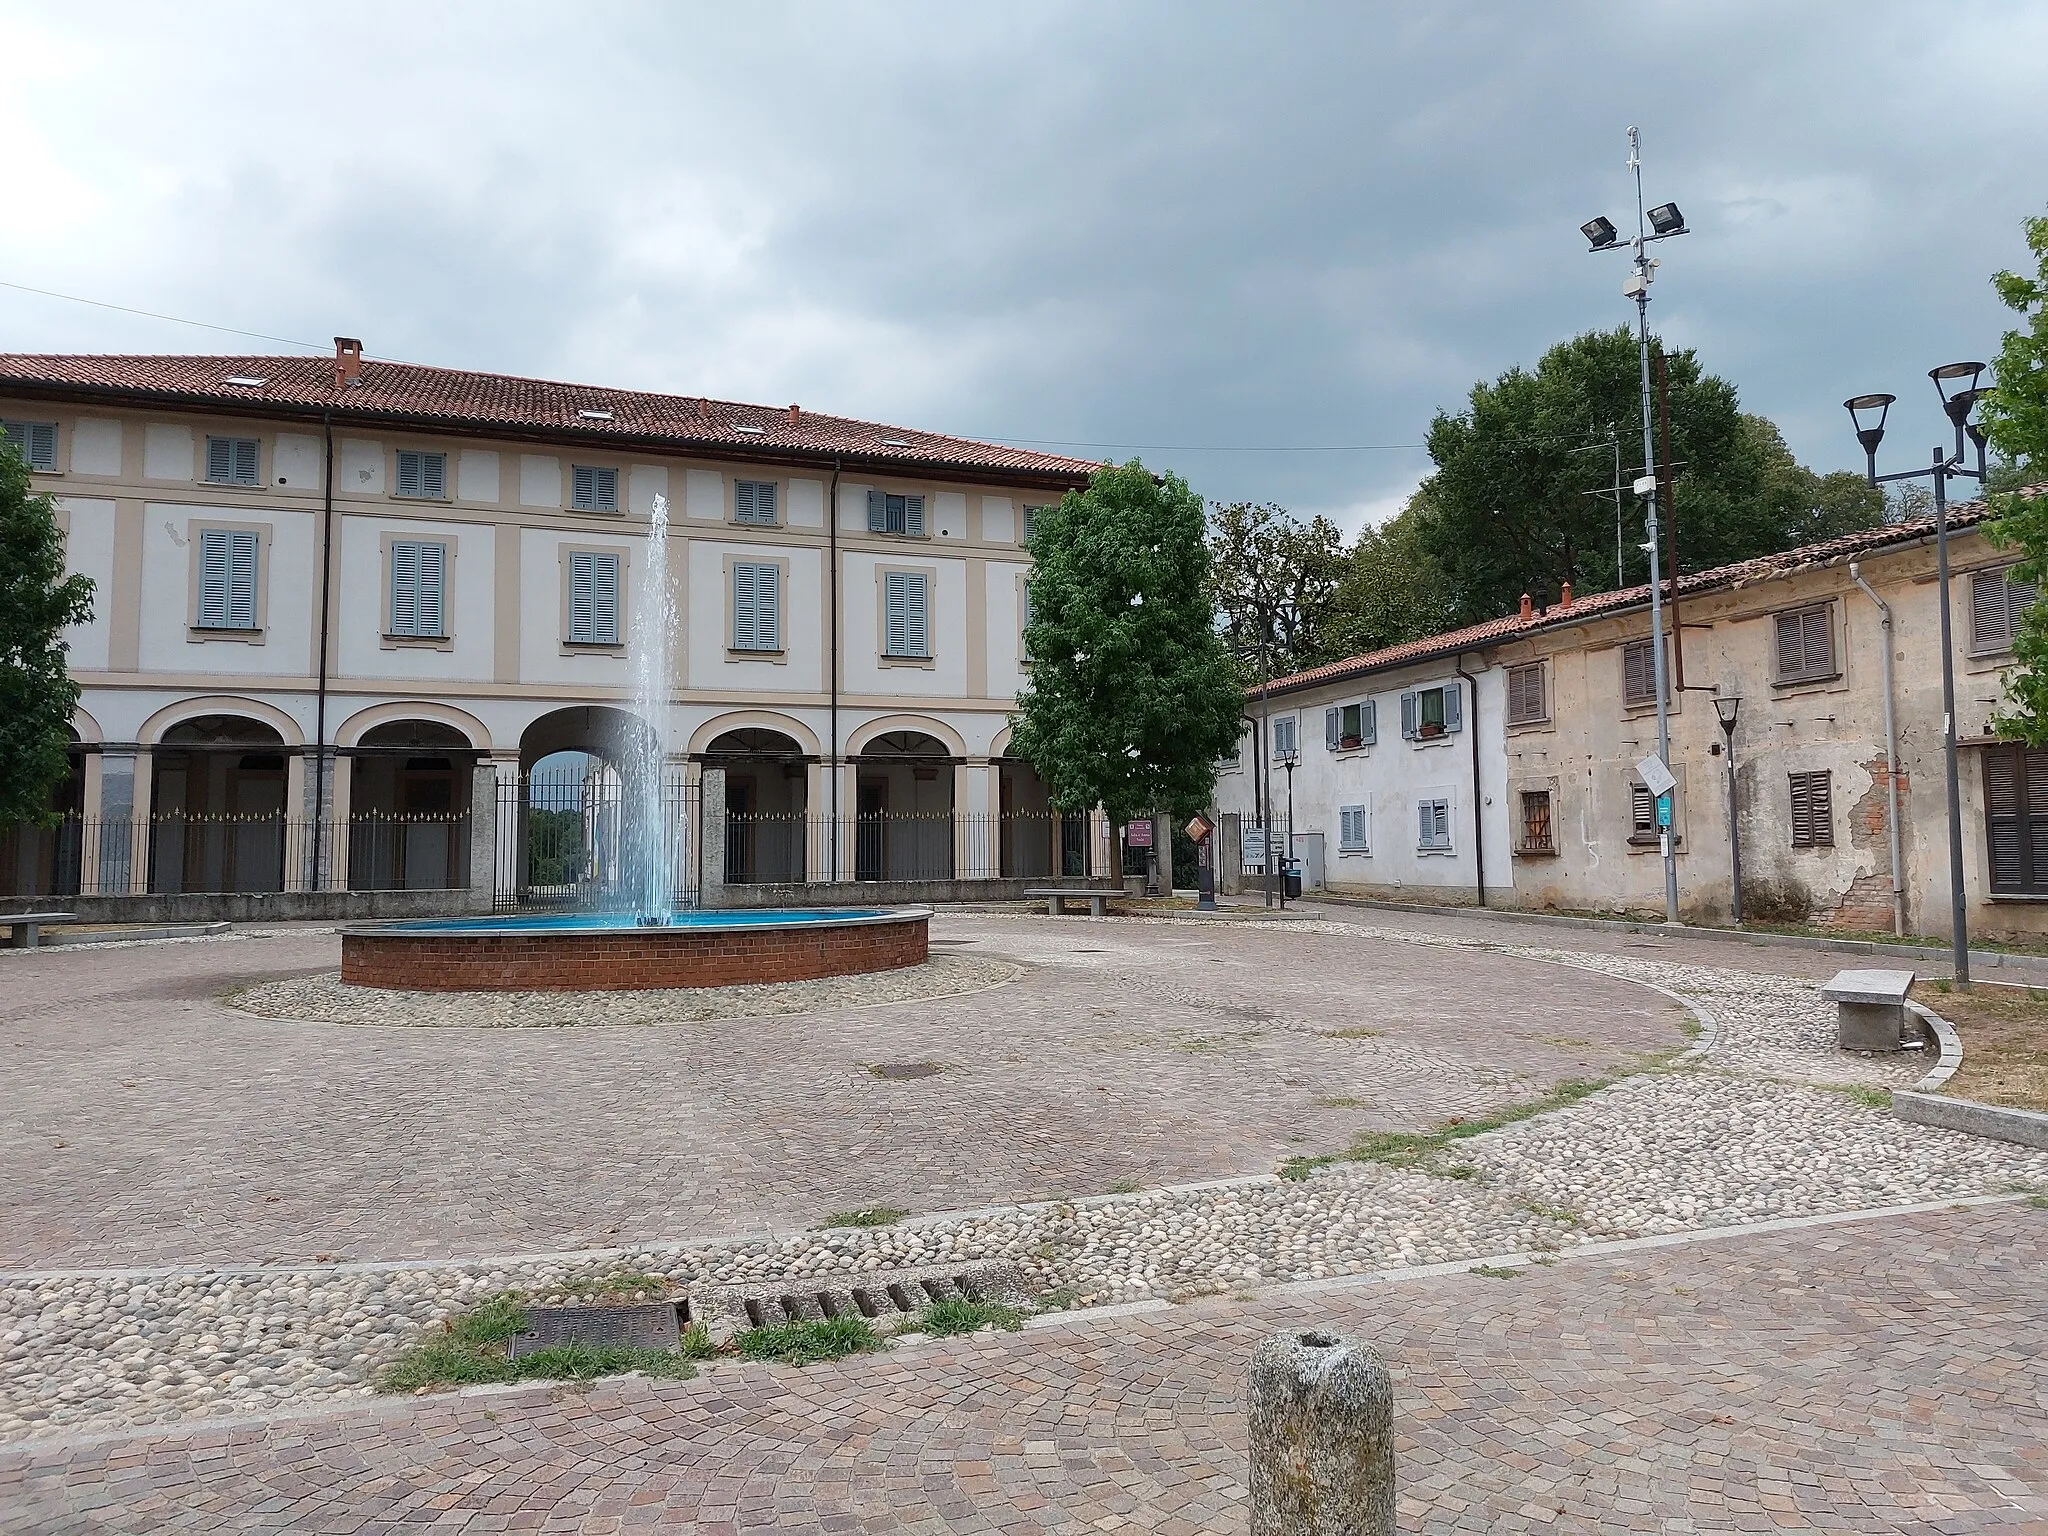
69,706 -> 104,746
687,710 -> 821,759
336,700 -> 491,752
139,695 -> 305,748
845,713 -> 967,759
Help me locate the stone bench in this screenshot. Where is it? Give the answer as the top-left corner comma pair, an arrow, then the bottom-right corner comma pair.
2,912 -> 77,949
1022,887 -> 1121,917
1818,968 -> 1916,1052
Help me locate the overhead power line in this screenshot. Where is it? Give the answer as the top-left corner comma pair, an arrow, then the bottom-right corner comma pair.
0,279 -> 331,352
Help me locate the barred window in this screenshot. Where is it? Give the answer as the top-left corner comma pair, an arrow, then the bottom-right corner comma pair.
1520,790 -> 1554,852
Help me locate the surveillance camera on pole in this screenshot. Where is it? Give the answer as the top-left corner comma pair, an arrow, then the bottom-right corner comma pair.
1582,126 -> 1689,925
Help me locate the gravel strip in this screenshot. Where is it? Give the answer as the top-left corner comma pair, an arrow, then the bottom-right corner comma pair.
6,919 -> 2046,1441
228,954 -> 1022,1027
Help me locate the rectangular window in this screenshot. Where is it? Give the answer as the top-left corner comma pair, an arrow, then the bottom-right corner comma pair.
196,528 -> 260,629
734,479 -> 779,525
1520,790 -> 1554,852
1022,504 -> 1047,540
1271,714 -> 1298,761
0,419 -> 58,471
1628,780 -> 1680,845
1622,639 -> 1661,706
567,550 -> 621,645
394,450 -> 447,500
883,570 -> 930,657
1338,804 -> 1370,853
1400,683 -> 1461,740
867,489 -> 926,537
732,561 -> 782,651
388,540 -> 447,638
1984,744 -> 2048,894
1416,797 -> 1452,852
1788,770 -> 1834,848
1971,567 -> 2039,655
570,464 -> 619,512
205,435 -> 260,486
1506,662 -> 1547,725
1773,603 -> 1837,684
1325,701 -> 1376,750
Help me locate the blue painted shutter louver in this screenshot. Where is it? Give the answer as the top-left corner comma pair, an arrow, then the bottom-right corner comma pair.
206,436 -> 233,483
1325,708 -> 1340,750
569,551 -> 618,643
868,488 -> 887,532
733,562 -> 778,650
1362,699 -> 1378,745
756,563 -> 779,649
573,465 -> 596,509
1400,691 -> 1417,740
904,494 -> 925,537
2,421 -> 58,470
884,571 -> 928,656
390,541 -> 418,633
1443,682 -> 1463,733
735,480 -> 777,525
198,530 -> 231,628
592,552 -> 619,642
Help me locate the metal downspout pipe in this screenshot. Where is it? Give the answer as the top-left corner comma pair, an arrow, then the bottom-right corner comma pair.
1849,561 -> 1907,937
1454,653 -> 1485,907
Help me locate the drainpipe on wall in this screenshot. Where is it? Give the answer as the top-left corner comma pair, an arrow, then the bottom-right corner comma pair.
1849,561 -> 1907,937
828,456 -> 842,882
310,406 -> 336,890
1454,653 -> 1485,908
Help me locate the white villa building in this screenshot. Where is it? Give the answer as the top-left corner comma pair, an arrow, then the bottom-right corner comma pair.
0,340 -> 1102,910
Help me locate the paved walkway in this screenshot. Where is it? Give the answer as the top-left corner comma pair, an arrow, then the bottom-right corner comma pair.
4,1204 -> 2042,1534
0,915 -> 1681,1269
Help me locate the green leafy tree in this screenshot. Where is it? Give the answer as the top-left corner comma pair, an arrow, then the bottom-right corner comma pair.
0,442 -> 94,825
1012,461 -> 1242,825
1982,210 -> 2048,741
1418,328 -> 1883,626
1206,500 -> 1350,677
1321,492 -> 1456,657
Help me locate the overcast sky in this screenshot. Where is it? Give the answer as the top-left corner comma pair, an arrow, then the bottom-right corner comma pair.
3,1 -> 2041,533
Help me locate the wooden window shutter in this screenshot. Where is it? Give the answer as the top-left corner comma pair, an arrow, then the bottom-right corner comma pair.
225,530 -> 259,628
230,438 -> 258,485
397,452 -> 421,499
1802,607 -> 1833,676
733,562 -> 758,649
421,453 -> 445,500
1631,781 -> 1653,833
1508,663 -> 1544,723
1972,572 -> 2008,650
2008,572 -> 2040,640
416,541 -> 445,636
905,494 -> 926,537
883,571 -> 912,655
1400,691 -> 1417,739
572,465 -> 597,509
1623,641 -> 1654,703
1417,800 -> 1432,846
206,436 -> 234,483
592,552 -> 619,642
1442,681 -> 1463,733
1985,746 -> 2026,890
867,489 -> 887,532
735,480 -> 777,524
1361,699 -> 1377,744
198,529 -> 232,628
390,541 -> 419,634
569,552 -> 597,642
1789,771 -> 1834,848
29,421 -> 56,468
1325,708 -> 1341,750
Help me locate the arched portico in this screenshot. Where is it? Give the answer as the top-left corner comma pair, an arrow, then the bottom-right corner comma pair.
342,719 -> 479,892
704,726 -> 808,884
512,706 -> 674,908
853,729 -> 956,881
148,714 -> 290,894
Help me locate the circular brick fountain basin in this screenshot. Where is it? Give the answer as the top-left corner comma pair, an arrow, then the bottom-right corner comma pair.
340,908 -> 931,992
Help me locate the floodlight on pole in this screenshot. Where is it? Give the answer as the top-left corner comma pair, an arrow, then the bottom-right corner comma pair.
1646,202 -> 1687,236
1582,216 -> 1619,250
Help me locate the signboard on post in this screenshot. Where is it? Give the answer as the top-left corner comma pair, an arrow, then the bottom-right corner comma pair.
1655,793 -> 1672,828
1636,754 -> 1677,801
1185,814 -> 1214,844
1126,821 -> 1153,848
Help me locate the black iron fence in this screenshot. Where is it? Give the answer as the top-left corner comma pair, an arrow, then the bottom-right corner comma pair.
0,812 -> 471,898
495,769 -> 697,912
719,811 -> 1096,885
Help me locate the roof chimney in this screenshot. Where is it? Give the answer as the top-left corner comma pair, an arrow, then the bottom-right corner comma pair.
333,337 -> 364,388
1559,580 -> 1573,608
1518,592 -> 1533,620
788,403 -> 801,426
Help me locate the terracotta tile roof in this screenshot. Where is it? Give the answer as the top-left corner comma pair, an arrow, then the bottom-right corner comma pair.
1259,486 -> 2044,698
0,352 -> 1102,486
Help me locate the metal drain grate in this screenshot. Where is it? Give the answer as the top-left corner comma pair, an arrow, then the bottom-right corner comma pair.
692,1259 -> 1034,1341
869,1061 -> 940,1080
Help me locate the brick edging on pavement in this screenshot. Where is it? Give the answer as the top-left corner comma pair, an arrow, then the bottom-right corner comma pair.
1305,895 -> 2048,979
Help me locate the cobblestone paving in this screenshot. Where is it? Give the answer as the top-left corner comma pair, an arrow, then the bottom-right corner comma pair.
0,916 -> 1679,1270
2,1204 -> 2042,1534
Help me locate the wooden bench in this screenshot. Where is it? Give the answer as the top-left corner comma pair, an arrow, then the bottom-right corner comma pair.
3,911 -> 78,949
1022,887 -> 1121,917
1818,968 -> 1916,1052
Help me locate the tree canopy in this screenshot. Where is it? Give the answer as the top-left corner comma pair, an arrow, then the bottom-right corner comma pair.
0,441 -> 95,824
1982,209 -> 2048,742
1011,461 -> 1243,824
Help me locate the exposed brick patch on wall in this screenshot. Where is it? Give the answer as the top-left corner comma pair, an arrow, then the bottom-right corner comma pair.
341,917 -> 929,992
1828,755 -> 1908,932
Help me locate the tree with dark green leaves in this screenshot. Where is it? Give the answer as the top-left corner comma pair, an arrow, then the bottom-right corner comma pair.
0,440 -> 94,824
1418,327 -> 1883,626
1206,500 -> 1350,678
1012,461 -> 1242,825
1982,210 -> 2048,742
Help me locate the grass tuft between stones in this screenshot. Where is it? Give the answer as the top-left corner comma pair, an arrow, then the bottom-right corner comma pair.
917,1298 -> 1025,1337
820,1207 -> 909,1229
733,1316 -> 881,1365
1279,1077 -> 1613,1182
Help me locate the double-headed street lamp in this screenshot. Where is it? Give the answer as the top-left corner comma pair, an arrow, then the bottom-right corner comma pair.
1585,126 -> 1688,923
1843,366 -> 1990,984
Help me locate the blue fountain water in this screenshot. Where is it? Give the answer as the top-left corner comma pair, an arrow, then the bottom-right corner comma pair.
385,908 -> 894,936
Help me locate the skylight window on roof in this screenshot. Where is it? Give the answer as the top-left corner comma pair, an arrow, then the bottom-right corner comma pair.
578,409 -> 613,421
879,438 -> 910,448
223,375 -> 267,388
731,423 -> 767,435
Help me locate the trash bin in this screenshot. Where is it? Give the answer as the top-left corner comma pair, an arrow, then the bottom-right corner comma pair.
1283,862 -> 1303,900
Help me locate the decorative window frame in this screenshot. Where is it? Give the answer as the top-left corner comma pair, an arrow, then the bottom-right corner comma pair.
1770,600 -> 1843,690
557,542 -> 630,653
731,476 -> 784,529
1337,802 -> 1371,856
202,433 -> 265,489
380,531 -> 458,650
392,448 -> 452,503
724,551 -> 791,662
185,518 -> 271,644
875,562 -> 938,668
1504,660 -> 1550,730
1510,774 -> 1562,857
568,462 -> 624,514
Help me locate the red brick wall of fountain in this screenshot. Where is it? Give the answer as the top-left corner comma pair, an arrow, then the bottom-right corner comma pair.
341,915 -> 929,992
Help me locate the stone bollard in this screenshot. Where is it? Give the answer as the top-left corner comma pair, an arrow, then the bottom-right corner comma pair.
1248,1329 -> 1395,1536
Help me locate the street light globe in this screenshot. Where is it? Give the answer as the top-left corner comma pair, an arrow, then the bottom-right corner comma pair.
1713,693 -> 1741,732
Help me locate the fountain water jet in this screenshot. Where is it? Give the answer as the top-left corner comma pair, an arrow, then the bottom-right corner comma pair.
626,492 -> 680,920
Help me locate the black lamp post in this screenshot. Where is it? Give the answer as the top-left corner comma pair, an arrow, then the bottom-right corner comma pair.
1713,693 -> 1742,925
1843,363 -> 1989,984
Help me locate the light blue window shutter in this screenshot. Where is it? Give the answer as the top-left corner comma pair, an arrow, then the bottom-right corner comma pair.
25,422 -> 57,469
206,436 -> 234,483
1400,691 -> 1417,740
757,563 -> 779,649
390,541 -> 419,634
595,467 -> 617,509
422,453 -> 445,500
884,571 -> 910,655
1362,699 -> 1378,745
397,453 -> 421,499
572,465 -> 596,509
1443,682 -> 1463,733
868,488 -> 887,532
225,530 -> 259,627
569,551 -> 597,642
1326,708 -> 1341,750
416,542 -> 445,636
1418,800 -> 1432,846
1435,801 -> 1451,847
593,553 -> 619,642
233,438 -> 258,485
905,495 -> 925,537
733,562 -> 759,649
906,572 -> 929,655
198,530 -> 231,628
